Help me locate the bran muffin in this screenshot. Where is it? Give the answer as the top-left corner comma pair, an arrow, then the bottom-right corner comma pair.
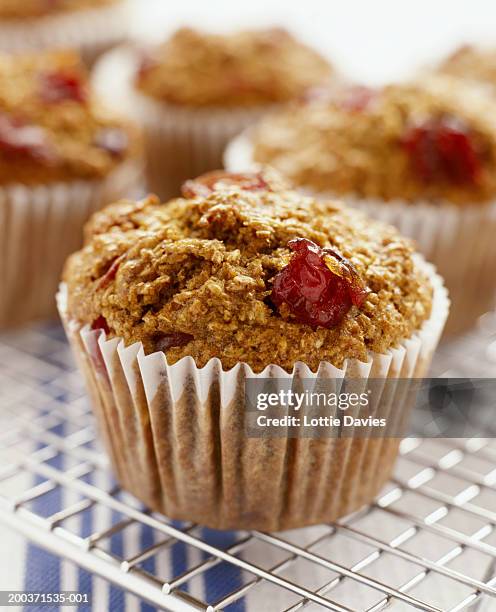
0,50 -> 142,328
93,27 -> 335,199
0,0 -> 129,65
226,77 -> 496,334
59,169 -> 449,531
136,27 -> 333,108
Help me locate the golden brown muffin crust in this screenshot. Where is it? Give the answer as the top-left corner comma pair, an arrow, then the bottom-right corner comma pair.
0,51 -> 139,185
252,77 -> 496,205
0,0 -> 119,19
64,169 -> 432,372
135,27 -> 333,108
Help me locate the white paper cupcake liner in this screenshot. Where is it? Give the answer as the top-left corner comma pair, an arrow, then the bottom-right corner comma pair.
225,132 -> 496,336
0,1 -> 131,65
0,159 -> 142,329
92,46 -> 279,200
57,257 -> 449,531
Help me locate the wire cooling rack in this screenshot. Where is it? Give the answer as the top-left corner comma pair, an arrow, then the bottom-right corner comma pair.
0,318 -> 496,612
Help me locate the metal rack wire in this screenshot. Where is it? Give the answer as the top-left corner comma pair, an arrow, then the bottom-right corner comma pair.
0,321 -> 496,612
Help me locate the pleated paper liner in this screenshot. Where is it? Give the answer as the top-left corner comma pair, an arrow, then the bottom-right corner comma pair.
0,159 -> 142,329
0,1 -> 131,66
57,257 -> 449,531
224,132 -> 496,336
92,46 -> 279,200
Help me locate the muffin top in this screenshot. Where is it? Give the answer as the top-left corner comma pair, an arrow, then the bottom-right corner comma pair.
0,51 -> 138,185
251,77 -> 496,205
0,0 -> 118,19
64,169 -> 433,373
135,27 -> 333,108
437,45 -> 496,88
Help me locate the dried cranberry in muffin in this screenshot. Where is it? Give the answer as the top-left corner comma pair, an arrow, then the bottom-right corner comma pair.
270,238 -> 368,328
39,69 -> 88,104
401,116 -> 481,185
91,315 -> 110,334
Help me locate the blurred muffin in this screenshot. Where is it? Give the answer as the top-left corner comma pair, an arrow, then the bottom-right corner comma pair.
437,44 -> 496,88
0,0 -> 130,65
0,50 -> 142,328
59,169 -> 448,531
226,77 -> 496,334
93,27 -> 335,199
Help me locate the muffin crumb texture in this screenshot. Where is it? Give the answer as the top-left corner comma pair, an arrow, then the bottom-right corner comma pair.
136,27 -> 333,107
0,0 -> 119,19
0,51 -> 138,185
252,77 -> 496,204
64,170 -> 433,372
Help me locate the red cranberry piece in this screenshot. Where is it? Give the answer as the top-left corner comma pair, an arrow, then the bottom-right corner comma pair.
270,238 -> 368,329
154,332 -> 194,352
91,316 -> 110,335
182,171 -> 270,199
94,128 -> 128,158
39,70 -> 87,104
402,116 -> 481,185
97,255 -> 123,289
0,113 -> 54,163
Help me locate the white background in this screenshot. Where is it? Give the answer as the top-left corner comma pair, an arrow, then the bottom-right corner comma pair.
132,0 -> 496,84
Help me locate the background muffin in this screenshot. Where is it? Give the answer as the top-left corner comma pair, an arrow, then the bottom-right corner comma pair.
136,27 -> 333,108
0,0 -> 130,66
93,27 -> 335,199
59,169 -> 448,531
226,76 -> 496,334
436,44 -> 496,88
0,50 -> 142,328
